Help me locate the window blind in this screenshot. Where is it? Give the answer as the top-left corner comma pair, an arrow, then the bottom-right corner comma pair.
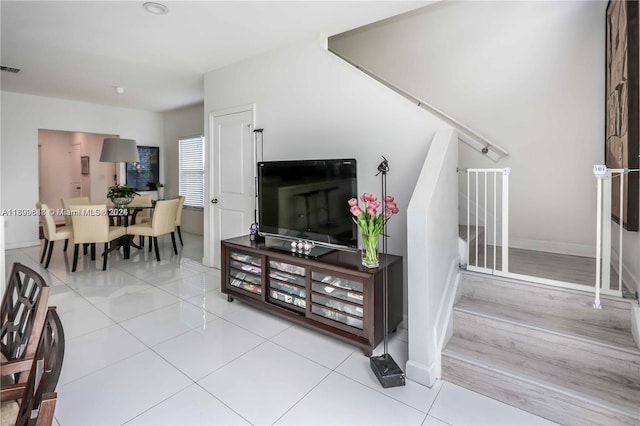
179,136 -> 204,208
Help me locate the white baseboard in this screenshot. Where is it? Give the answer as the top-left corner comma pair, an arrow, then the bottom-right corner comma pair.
406,359 -> 439,387
458,237 -> 467,266
611,246 -> 639,295
6,240 -> 40,250
509,237 -> 594,258
631,304 -> 640,349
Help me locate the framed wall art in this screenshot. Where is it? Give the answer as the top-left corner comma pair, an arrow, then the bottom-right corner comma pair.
126,146 -> 160,191
80,156 -> 90,175
606,0 -> 639,231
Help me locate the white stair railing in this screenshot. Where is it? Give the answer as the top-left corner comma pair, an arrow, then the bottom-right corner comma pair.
593,165 -> 639,309
459,168 -> 510,274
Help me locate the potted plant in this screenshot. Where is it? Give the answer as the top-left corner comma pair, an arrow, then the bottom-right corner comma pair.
107,184 -> 139,207
155,182 -> 165,199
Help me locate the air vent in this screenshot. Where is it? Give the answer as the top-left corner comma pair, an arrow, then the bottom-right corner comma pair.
1,66 -> 21,73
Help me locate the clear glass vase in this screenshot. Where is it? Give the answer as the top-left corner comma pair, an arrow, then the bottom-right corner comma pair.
361,233 -> 380,268
111,196 -> 133,208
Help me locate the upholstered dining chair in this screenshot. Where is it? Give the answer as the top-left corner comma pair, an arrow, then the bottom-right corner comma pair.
127,198 -> 179,261
128,194 -> 153,224
0,263 -> 50,386
69,204 -> 126,272
60,196 -> 90,227
1,306 -> 65,426
127,194 -> 153,246
175,195 -> 185,246
37,203 -> 73,269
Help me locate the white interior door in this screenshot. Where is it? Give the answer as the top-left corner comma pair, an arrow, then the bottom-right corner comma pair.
208,107 -> 255,269
70,144 -> 82,197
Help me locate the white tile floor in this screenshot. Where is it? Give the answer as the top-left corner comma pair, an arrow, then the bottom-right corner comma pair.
4,233 -> 558,426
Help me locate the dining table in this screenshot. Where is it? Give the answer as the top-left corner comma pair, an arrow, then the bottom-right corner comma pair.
107,204 -> 154,259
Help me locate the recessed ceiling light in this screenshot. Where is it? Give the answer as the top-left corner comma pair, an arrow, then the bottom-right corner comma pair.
143,2 -> 169,15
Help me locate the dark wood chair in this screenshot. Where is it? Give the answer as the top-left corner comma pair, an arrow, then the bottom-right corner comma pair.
1,307 -> 65,426
0,263 -> 50,384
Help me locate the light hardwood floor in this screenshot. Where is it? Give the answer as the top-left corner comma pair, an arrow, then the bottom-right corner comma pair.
468,245 -> 622,289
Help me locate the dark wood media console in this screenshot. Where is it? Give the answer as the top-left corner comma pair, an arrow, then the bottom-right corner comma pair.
221,235 -> 403,356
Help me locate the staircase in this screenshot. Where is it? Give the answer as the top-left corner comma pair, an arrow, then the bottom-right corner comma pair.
442,272 -> 640,426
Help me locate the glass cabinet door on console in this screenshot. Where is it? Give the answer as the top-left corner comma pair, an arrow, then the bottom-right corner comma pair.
268,260 -> 307,312
309,270 -> 365,334
227,251 -> 263,297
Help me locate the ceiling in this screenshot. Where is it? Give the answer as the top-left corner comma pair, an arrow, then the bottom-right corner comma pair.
0,1 -> 429,112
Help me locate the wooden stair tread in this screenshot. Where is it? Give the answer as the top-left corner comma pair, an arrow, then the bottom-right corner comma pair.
444,272 -> 640,425
461,271 -> 632,308
442,354 -> 639,426
455,296 -> 638,350
460,271 -> 632,328
452,303 -> 640,385
443,335 -> 640,417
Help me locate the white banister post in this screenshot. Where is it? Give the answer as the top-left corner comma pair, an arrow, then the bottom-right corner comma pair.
602,171 -> 612,292
501,168 -> 510,273
475,171 -> 479,266
618,171 -> 624,293
467,171 -> 470,267
593,165 -> 607,309
493,172 -> 497,272
484,171 -> 487,269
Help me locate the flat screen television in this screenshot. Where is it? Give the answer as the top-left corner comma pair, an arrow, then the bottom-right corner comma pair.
257,158 -> 358,253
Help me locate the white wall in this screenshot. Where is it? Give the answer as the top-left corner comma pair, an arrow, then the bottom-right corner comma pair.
329,1 -> 606,257
204,37 -> 450,312
163,103 -> 205,235
38,130 -> 73,213
613,222 -> 640,295
38,130 -> 117,219
1,91 -> 164,249
78,132 -> 118,204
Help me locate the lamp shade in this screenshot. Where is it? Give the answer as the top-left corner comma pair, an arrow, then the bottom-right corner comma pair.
100,138 -> 139,162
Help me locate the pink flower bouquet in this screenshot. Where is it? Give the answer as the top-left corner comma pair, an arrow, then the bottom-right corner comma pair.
348,193 -> 399,267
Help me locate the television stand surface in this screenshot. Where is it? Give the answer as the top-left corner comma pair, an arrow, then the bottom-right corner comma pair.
264,239 -> 336,258
221,235 -> 403,356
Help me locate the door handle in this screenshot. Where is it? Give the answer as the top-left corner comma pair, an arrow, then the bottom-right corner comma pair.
211,198 -> 218,204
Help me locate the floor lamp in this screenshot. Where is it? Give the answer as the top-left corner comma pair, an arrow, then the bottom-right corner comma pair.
370,156 -> 406,388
